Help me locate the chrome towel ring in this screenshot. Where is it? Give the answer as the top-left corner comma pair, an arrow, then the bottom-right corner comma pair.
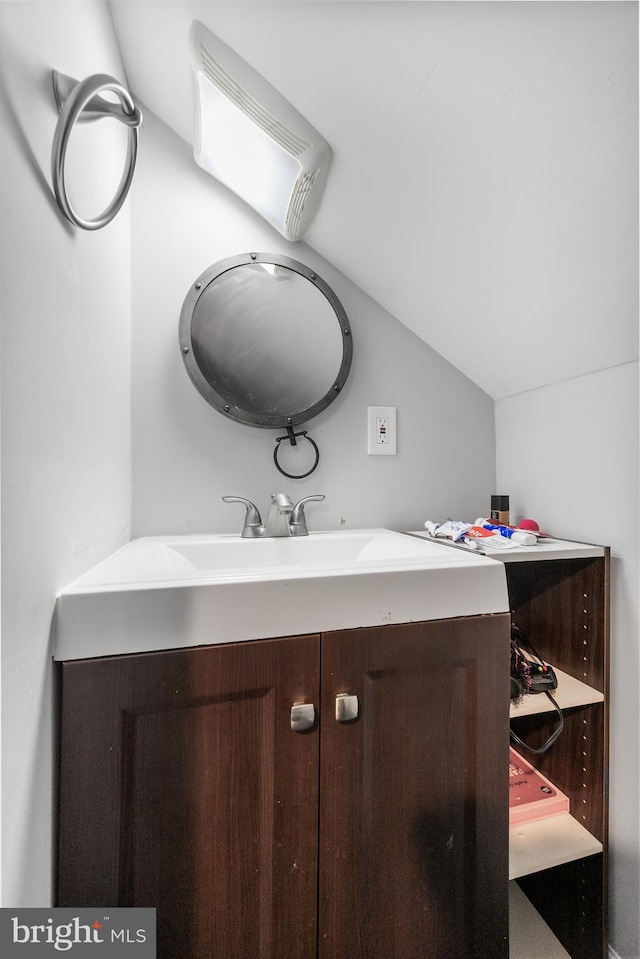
51,70 -> 143,231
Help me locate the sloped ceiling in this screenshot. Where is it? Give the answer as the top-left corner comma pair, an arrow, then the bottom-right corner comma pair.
110,0 -> 638,400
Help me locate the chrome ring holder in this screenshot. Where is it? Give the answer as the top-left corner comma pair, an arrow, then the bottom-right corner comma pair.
51,70 -> 143,230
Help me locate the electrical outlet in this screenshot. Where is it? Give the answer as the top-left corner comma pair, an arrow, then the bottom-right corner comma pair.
367,406 -> 397,455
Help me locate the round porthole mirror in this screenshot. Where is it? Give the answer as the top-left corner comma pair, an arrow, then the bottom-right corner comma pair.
179,253 -> 352,477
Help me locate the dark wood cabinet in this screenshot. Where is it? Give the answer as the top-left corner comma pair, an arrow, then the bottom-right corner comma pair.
58,614 -> 511,959
319,619 -> 509,959
58,634 -> 321,959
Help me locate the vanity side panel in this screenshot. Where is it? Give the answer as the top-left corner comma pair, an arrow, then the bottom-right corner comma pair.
58,636 -> 321,959
318,614 -> 511,959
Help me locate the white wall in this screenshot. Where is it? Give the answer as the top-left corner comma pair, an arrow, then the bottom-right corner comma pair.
131,109 -> 497,537
496,362 -> 640,959
0,1 -> 131,905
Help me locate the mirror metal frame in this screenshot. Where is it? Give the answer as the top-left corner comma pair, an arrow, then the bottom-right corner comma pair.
179,253 -> 352,430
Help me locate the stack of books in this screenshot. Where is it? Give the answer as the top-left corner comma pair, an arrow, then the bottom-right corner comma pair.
509,748 -> 569,825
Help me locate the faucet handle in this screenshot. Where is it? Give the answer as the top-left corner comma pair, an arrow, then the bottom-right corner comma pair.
222,496 -> 263,537
290,495 -> 325,535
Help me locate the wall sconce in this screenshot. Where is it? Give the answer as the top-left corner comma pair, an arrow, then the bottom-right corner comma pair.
189,21 -> 331,241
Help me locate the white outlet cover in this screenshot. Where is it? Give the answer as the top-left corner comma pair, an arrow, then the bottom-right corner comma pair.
367,406 -> 397,455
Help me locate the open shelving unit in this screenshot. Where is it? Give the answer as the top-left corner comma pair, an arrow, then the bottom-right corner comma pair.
496,538 -> 609,959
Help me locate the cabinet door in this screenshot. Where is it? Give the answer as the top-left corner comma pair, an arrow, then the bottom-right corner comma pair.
58,636 -> 320,959
318,616 -> 510,959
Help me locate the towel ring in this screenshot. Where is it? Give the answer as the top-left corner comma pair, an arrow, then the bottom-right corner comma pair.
51,71 -> 143,231
273,428 -> 320,479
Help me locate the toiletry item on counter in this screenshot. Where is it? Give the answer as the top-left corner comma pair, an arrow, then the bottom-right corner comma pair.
424,520 -> 519,550
425,520 -> 480,549
490,494 -> 510,525
464,525 -> 517,548
474,519 -> 538,546
424,520 -> 469,541
516,519 -> 549,537
518,518 -> 540,532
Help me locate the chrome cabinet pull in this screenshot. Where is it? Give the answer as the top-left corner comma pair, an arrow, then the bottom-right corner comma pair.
335,693 -> 359,723
290,702 -> 315,732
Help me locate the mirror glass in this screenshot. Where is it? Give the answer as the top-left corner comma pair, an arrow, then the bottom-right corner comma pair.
179,254 -> 352,429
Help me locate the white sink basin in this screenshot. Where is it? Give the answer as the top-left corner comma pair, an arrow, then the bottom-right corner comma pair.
55,529 -> 509,660
71,529 -> 483,583
171,529 -> 443,571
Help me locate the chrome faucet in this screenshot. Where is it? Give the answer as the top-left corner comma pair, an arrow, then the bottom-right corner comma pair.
263,492 -> 294,537
222,493 -> 325,538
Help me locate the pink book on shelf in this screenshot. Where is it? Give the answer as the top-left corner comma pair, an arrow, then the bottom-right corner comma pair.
509,748 -> 570,826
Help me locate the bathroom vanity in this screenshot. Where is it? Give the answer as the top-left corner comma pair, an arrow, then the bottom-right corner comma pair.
57,617 -> 509,959
55,529 -> 510,958
54,530 -> 609,959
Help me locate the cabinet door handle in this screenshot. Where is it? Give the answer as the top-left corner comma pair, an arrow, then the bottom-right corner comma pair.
335,693 -> 359,723
290,702 -> 315,732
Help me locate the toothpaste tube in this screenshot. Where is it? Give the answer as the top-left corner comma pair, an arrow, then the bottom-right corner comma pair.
464,525 -> 517,548
424,520 -> 470,541
474,519 -> 537,546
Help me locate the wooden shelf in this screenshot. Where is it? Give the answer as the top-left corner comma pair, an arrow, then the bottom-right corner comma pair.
509,812 -> 603,880
509,882 -> 571,958
510,667 -> 604,718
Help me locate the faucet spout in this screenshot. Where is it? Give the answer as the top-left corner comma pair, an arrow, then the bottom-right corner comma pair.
263,493 -> 295,537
